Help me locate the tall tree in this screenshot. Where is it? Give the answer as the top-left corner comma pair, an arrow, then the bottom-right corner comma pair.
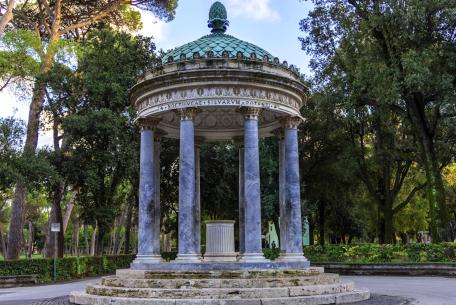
300,0 -> 456,241
4,0 -> 177,260
62,28 -> 156,255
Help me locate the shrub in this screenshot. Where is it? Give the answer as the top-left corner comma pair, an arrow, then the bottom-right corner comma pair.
303,243 -> 456,263
0,255 -> 135,283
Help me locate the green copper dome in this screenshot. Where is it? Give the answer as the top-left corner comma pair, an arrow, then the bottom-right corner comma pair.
162,2 -> 274,64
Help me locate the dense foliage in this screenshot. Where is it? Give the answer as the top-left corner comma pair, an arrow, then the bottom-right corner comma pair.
0,254 -> 134,283
303,243 -> 456,263
0,1 -> 454,263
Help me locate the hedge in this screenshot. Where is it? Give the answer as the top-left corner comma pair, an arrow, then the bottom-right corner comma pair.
0,255 -> 135,283
303,243 -> 456,263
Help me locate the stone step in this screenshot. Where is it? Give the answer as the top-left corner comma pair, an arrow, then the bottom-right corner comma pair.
70,288 -> 370,305
116,268 -> 324,279
102,273 -> 339,289
86,282 -> 354,299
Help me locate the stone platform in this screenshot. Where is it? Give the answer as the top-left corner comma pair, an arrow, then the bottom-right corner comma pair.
69,268 -> 370,305
130,260 -> 310,271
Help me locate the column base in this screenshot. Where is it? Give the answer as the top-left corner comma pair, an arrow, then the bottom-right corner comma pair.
238,253 -> 269,263
277,253 -> 308,262
204,252 -> 238,262
175,253 -> 202,263
133,255 -> 163,264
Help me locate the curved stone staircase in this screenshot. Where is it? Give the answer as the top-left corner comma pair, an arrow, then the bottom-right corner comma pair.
70,268 -> 369,304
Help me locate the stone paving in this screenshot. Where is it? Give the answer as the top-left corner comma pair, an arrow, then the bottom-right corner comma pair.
0,294 -> 412,305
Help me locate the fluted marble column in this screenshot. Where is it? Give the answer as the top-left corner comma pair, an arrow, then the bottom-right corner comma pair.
239,107 -> 267,262
176,108 -> 201,262
279,117 -> 307,262
135,118 -> 162,263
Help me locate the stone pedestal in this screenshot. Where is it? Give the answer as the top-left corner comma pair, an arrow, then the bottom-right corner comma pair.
204,220 -> 237,262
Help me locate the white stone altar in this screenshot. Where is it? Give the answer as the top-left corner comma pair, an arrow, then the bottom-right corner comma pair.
204,220 -> 237,261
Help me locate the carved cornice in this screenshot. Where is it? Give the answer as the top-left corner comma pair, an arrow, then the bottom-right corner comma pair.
280,116 -> 303,129
238,107 -> 263,120
137,117 -> 161,130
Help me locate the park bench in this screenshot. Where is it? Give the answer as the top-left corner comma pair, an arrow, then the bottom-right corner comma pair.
0,274 -> 38,288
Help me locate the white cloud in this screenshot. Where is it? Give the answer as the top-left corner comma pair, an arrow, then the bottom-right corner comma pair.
226,0 -> 280,22
137,10 -> 169,44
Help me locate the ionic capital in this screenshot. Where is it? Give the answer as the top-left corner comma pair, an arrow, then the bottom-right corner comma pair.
137,117 -> 161,130
176,107 -> 201,121
280,116 -> 303,129
238,107 -> 263,120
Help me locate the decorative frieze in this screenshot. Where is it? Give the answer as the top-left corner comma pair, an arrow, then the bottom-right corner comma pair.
136,85 -> 301,115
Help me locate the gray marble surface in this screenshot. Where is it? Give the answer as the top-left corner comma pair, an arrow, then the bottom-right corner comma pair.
243,119 -> 263,256
138,129 -> 157,256
284,127 -> 303,254
177,119 -> 199,258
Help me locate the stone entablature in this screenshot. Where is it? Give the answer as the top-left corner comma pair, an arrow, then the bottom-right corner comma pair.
130,59 -> 308,141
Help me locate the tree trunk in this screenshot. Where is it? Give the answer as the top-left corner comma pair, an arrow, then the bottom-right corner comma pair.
377,200 -> 385,244
72,217 -> 79,256
6,42 -> 59,260
113,199 -> 131,254
131,224 -> 137,254
108,218 -> 116,255
406,100 -> 450,241
0,0 -> 16,34
0,224 -> 7,257
384,197 -> 394,244
90,222 -> 97,256
44,183 -> 65,258
27,221 -> 33,258
124,201 -> 133,254
318,201 -> 325,246
6,180 -> 26,260
309,219 -> 314,245
116,235 -> 125,255
63,191 -> 77,234
96,227 -> 105,256
84,223 -> 89,256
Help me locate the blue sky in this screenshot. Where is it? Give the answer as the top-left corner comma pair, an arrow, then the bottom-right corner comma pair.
141,0 -> 313,73
0,0 -> 313,146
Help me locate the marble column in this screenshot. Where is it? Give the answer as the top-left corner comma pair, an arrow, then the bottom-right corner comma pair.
239,107 -> 267,262
176,108 -> 201,262
153,132 -> 163,257
135,118 -> 162,263
279,117 -> 307,262
273,129 -> 288,254
234,137 -> 245,255
194,137 -> 204,256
